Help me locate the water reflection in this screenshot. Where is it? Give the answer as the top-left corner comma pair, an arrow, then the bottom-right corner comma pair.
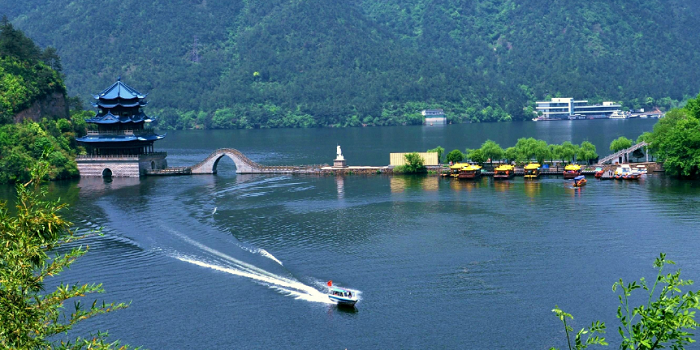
336,176 -> 344,199
390,176 -> 438,193
78,177 -> 140,194
523,181 -> 541,198
493,180 -> 512,192
448,178 -> 484,192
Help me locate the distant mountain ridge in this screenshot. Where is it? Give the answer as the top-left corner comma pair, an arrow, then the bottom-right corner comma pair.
2,0 -> 699,128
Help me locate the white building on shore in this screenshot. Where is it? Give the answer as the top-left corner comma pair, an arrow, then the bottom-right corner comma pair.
535,98 -> 621,120
422,109 -> 446,125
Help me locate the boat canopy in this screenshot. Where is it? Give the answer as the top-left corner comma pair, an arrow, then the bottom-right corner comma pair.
524,163 -> 541,170
461,165 -> 482,171
450,163 -> 467,169
565,164 -> 581,171
494,164 -> 515,171
574,175 -> 585,180
330,287 -> 350,293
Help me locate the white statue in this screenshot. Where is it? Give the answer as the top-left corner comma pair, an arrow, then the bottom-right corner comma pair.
336,145 -> 344,160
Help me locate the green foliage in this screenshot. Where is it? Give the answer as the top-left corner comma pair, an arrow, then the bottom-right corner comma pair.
577,141 -> 599,164
446,149 -> 464,164
511,137 -> 550,163
552,253 -> 700,350
0,118 -> 83,183
8,1 -> 700,129
395,152 -> 426,174
610,137 -> 633,152
0,158 -> 131,349
466,149 -> 486,164
504,147 -> 518,162
645,95 -> 700,177
0,17 -> 66,124
480,140 -> 503,163
613,253 -> 700,349
559,142 -> 579,163
550,305 -> 607,350
427,146 -> 445,163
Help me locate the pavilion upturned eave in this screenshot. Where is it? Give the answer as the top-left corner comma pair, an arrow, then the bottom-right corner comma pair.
92,80 -> 147,100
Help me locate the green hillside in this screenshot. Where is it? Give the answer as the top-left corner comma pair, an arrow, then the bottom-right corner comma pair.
2,0 -> 699,128
0,19 -> 84,183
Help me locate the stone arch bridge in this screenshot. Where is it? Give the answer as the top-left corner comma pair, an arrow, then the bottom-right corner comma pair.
189,148 -> 318,174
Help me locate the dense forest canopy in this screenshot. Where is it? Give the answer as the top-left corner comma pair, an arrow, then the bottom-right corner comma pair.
1,0 -> 699,128
0,19 -> 85,183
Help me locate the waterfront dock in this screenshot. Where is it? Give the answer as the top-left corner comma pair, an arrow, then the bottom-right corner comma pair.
143,148 -> 662,178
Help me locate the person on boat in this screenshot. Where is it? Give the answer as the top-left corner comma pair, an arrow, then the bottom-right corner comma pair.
348,292 -> 352,298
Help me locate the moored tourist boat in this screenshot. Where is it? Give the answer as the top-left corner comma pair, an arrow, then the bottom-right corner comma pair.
327,281 -> 358,307
594,167 -> 604,178
458,164 -> 482,180
493,164 -> 515,179
573,175 -> 587,187
448,163 -> 467,178
635,165 -> 648,174
613,164 -> 641,180
563,164 -> 581,179
523,163 -> 541,179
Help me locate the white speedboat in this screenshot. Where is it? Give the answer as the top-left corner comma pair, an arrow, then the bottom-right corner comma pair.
327,281 -> 358,307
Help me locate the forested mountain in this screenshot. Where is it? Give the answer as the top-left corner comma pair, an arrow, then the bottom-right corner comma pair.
0,20 -> 84,182
2,0 -> 699,129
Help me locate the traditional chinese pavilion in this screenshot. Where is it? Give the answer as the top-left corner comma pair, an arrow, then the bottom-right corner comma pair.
76,78 -> 167,177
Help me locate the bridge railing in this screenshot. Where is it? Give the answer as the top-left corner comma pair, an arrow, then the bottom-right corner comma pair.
598,142 -> 648,164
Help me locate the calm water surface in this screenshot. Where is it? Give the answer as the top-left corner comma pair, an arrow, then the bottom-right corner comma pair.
7,120 -> 700,349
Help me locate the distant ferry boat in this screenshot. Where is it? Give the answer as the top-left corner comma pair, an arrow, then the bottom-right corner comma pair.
609,110 -> 628,119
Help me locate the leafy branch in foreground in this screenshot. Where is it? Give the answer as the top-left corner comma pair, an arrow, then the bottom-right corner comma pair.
615,253 -> 699,350
0,152 -> 132,349
551,253 -> 700,350
550,306 -> 607,350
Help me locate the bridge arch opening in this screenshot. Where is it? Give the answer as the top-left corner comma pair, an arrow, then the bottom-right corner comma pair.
102,168 -> 113,178
212,153 -> 238,174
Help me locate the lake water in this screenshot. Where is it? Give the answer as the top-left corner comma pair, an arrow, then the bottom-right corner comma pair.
8,119 -> 700,349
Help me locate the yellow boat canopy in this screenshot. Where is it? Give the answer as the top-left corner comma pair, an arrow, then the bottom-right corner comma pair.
494,164 -> 515,171
524,163 -> 541,170
461,165 -> 482,171
450,163 -> 468,169
565,164 -> 581,171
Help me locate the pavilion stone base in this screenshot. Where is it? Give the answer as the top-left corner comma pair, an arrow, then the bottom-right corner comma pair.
77,153 -> 167,177
333,158 -> 347,168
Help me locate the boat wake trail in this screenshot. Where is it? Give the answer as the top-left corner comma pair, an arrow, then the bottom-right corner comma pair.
238,246 -> 284,266
163,227 -> 334,304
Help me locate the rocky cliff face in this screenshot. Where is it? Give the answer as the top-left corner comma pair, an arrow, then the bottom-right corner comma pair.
13,92 -> 68,123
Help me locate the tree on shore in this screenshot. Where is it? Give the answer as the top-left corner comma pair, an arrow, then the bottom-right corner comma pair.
480,140 -> 503,165
427,146 -> 445,163
646,96 -> 700,177
504,147 -> 518,163
610,136 -> 633,152
0,155 -> 131,349
395,152 -> 426,173
577,141 -> 598,164
446,149 -> 464,164
466,148 -> 486,164
559,142 -> 579,163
